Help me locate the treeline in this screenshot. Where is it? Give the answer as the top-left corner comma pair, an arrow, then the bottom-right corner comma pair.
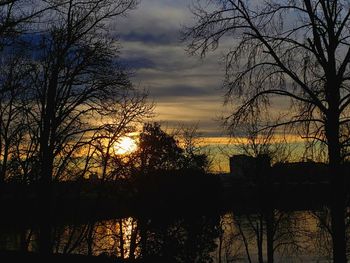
1,121 -> 218,222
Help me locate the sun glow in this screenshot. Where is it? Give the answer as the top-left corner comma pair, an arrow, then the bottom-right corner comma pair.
114,136 -> 138,155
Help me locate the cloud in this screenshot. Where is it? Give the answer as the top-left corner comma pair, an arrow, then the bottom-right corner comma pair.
150,84 -> 221,98
112,0 -> 230,137
113,0 -> 192,46
120,31 -> 178,45
120,56 -> 156,70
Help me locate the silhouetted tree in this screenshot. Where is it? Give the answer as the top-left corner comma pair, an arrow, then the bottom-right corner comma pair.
134,122 -> 211,175
185,1 -> 350,260
219,211 -> 307,263
231,114 -> 293,166
14,0 -> 138,254
32,0 -> 137,185
0,56 -> 30,183
178,124 -> 212,173
136,123 -> 184,175
90,91 -> 153,182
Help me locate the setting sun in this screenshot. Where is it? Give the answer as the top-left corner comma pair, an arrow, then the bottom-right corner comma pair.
114,136 -> 138,155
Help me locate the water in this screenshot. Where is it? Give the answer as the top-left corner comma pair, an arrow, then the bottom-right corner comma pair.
0,208 -> 340,262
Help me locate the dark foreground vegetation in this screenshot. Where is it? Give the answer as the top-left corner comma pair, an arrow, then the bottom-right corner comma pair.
2,162 -> 350,227
0,172 -> 221,226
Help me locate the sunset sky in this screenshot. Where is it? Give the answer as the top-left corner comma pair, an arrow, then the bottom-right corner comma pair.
115,0 -> 229,138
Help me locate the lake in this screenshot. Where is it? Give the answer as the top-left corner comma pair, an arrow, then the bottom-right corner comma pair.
0,208 -> 338,262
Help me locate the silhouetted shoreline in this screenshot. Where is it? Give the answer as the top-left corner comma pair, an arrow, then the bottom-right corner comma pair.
2,166 -> 348,227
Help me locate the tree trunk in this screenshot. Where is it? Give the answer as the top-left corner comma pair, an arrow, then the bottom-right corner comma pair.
0,139 -> 9,183
38,133 -> 54,254
38,63 -> 59,255
326,108 -> 347,263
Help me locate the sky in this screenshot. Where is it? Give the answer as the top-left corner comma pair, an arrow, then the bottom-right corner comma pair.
114,0 -> 229,138
112,0 -> 308,172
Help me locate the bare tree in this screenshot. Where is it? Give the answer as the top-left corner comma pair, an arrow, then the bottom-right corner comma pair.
88,90 -> 153,182
220,211 -> 307,263
184,1 -> 350,261
0,56 -> 30,183
226,114 -> 299,263
176,124 -> 212,172
33,0 -> 137,184
230,113 -> 293,165
10,0 -> 139,254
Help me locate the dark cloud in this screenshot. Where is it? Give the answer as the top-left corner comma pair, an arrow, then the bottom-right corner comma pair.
120,31 -> 179,45
150,85 -> 219,98
120,57 -> 156,70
